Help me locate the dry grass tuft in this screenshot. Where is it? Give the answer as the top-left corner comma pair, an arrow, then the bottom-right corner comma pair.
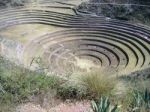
80,71 -> 117,99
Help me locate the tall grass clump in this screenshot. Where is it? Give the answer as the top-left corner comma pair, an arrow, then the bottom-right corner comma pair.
80,71 -> 117,99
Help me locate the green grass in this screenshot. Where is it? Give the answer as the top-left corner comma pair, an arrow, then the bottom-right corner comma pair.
116,76 -> 150,112
0,56 -> 60,111
119,87 -> 150,112
56,71 -> 118,100
56,80 -> 87,100
0,71 -> 59,103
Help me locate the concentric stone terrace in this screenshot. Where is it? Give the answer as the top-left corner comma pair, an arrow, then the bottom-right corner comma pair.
0,1 -> 150,75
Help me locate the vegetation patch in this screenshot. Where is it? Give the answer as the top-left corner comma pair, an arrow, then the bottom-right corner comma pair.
0,56 -> 60,111
56,80 -> 87,100
78,0 -> 150,25
80,71 -> 117,99
0,56 -> 150,112
91,97 -> 120,112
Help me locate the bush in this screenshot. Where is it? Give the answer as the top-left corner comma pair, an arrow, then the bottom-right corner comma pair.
56,81 -> 87,100
118,77 -> 150,112
80,71 -> 117,99
131,89 -> 150,112
78,1 -> 150,25
0,57 -> 60,104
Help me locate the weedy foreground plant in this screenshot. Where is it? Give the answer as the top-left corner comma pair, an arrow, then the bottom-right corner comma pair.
131,88 -> 150,112
0,56 -> 150,112
0,57 -> 60,112
91,97 -> 120,112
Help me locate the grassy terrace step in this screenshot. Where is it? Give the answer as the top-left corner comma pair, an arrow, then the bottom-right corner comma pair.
44,39 -> 132,69
47,44 -> 111,66
49,49 -> 115,70
0,11 -> 104,23
26,34 -> 127,62
0,8 -> 105,21
32,29 -> 150,65
22,28 -> 149,74
0,7 -> 149,25
24,37 -> 132,73
0,9 -> 76,19
0,6 -> 96,17
44,44 -> 118,66
0,15 -> 150,40
42,42 -> 119,67
0,2 -> 149,75
0,22 -> 150,43
0,9 -> 75,19
0,14 -> 106,24
47,49 -> 109,74
0,15 -> 106,25
25,41 -> 122,70
0,7 -> 149,28
36,29 -> 149,57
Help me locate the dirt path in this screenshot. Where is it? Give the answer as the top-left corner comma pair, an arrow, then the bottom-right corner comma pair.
16,101 -> 92,112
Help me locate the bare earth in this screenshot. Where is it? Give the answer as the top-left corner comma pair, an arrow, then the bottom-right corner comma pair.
16,101 -> 92,112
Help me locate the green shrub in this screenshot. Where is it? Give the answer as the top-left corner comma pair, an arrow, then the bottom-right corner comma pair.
119,82 -> 150,112
91,97 -> 120,112
0,71 -> 60,104
56,81 -> 87,100
131,89 -> 150,112
0,57 -> 60,104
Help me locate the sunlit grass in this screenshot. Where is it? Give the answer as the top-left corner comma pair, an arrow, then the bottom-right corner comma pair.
80,71 -> 117,99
